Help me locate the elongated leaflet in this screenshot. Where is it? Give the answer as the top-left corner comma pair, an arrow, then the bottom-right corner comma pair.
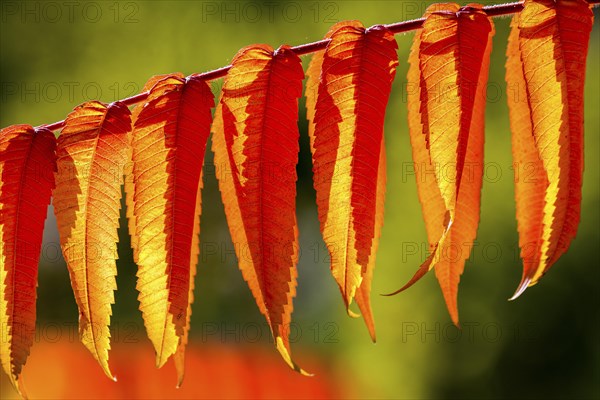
212,44 -> 307,373
0,125 -> 56,396
128,74 -> 214,378
390,3 -> 494,326
506,0 -> 593,299
305,21 -> 398,340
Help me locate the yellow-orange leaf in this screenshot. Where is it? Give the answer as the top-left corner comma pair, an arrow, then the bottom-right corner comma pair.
391,3 -> 494,325
125,74 -> 173,267
53,101 -> 131,379
129,74 -> 213,374
305,21 -> 397,340
506,0 -> 593,299
211,44 -> 306,373
0,125 -> 56,396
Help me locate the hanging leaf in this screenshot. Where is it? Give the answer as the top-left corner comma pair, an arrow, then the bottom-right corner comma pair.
506,0 -> 594,299
0,125 -> 56,396
305,21 -> 397,340
53,101 -> 132,379
128,74 -> 213,376
388,3 -> 494,325
125,74 -> 174,268
0,2 -> 597,394
211,44 -> 307,373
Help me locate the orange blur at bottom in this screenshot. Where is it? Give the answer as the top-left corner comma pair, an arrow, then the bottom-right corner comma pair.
0,336 -> 346,399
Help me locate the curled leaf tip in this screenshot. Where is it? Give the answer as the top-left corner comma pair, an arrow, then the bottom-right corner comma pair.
275,337 -> 311,376
96,352 -> 114,381
346,307 -> 361,319
509,276 -> 532,301
386,216 -> 453,297
98,362 -> 114,381
382,249 -> 436,296
104,370 -> 115,381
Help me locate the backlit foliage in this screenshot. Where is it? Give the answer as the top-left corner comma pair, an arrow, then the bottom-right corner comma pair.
0,0 -> 594,397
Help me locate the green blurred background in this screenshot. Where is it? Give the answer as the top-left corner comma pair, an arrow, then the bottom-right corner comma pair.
1,1 -> 598,398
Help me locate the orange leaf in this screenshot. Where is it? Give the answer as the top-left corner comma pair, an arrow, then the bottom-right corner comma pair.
0,125 -> 56,396
305,21 -> 397,341
211,44 -> 306,373
53,101 -> 132,379
506,0 -> 593,299
392,3 -> 494,325
128,74 -> 213,376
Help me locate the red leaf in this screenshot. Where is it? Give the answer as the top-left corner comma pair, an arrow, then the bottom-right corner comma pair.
305,21 -> 398,340
211,44 -> 307,373
0,125 -> 56,396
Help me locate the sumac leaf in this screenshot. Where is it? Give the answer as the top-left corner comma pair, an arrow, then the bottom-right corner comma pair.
305,21 -> 398,340
0,125 -> 56,396
506,0 -> 594,299
389,3 -> 494,326
211,44 -> 307,373
128,74 -> 214,382
53,101 -> 132,379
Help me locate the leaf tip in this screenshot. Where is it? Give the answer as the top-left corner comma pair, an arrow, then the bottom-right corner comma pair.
174,350 -> 185,388
275,336 -> 311,376
441,290 -> 460,328
94,357 -> 115,382
176,374 -> 185,389
355,292 -> 377,343
382,258 -> 432,297
452,315 -> 460,329
16,376 -> 29,399
509,276 -> 532,301
346,307 -> 360,319
365,321 -> 377,344
155,352 -> 170,370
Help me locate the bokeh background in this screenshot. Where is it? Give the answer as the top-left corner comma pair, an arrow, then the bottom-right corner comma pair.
1,1 -> 598,398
